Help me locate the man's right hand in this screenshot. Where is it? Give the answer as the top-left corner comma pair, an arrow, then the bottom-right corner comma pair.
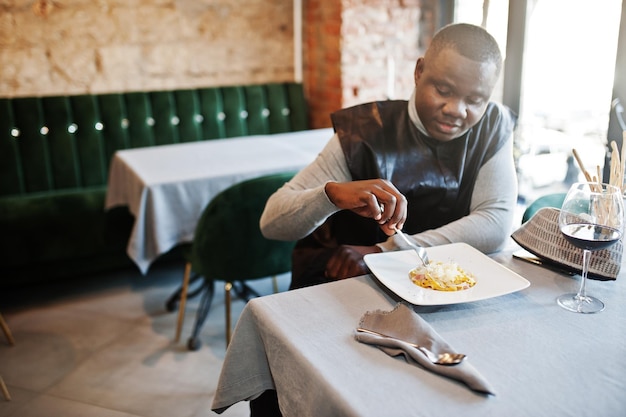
324,179 -> 407,235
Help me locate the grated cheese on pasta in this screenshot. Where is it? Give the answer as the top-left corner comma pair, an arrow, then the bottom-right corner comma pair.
409,261 -> 476,291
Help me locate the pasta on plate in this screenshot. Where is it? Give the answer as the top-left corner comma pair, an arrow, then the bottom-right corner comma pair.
409,261 -> 476,291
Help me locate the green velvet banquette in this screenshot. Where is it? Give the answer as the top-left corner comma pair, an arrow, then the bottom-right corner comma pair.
0,83 -> 309,288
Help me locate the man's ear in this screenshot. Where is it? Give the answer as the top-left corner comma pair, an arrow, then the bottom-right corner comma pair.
414,57 -> 424,84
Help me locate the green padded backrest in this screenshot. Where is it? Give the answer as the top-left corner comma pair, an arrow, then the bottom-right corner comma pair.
244,84 -> 270,134
98,93 -> 131,162
0,83 -> 308,197
175,89 -> 203,143
197,83 -> 308,139
197,87 -> 226,139
0,98 -> 23,195
221,86 -> 248,137
522,193 -> 567,223
190,171 -> 297,281
40,96 -> 82,190
125,92 -> 156,148
10,97 -> 52,194
266,83 -> 291,133
69,95 -> 108,187
287,83 -> 308,131
150,90 -> 179,146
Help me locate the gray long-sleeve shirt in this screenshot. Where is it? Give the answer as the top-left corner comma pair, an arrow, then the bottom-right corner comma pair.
260,94 -> 518,254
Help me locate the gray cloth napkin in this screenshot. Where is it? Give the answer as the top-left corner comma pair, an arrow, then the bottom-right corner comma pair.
356,303 -> 495,395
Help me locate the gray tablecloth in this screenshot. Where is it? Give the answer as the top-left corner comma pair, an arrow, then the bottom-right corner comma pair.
105,128 -> 332,273
212,248 -> 626,417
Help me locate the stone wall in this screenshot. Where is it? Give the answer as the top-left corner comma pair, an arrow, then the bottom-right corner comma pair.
0,0 -> 437,128
0,0 -> 295,97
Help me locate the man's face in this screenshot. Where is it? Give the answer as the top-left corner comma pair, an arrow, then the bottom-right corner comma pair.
413,48 -> 499,142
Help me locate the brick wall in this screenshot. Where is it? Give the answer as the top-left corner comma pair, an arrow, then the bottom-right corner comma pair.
341,0 -> 424,108
303,0 -> 343,129
304,0 -> 434,128
0,0 -> 436,129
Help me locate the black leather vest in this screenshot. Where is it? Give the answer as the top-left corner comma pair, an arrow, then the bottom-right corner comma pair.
291,100 -> 516,289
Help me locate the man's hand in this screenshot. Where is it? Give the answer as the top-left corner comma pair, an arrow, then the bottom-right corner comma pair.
325,245 -> 382,280
325,179 -> 407,235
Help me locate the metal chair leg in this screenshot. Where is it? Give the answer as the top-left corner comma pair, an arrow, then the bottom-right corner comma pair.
175,262 -> 192,342
165,272 -> 202,312
183,277 -> 275,350
187,279 -> 215,351
272,276 -> 279,294
231,281 -> 262,301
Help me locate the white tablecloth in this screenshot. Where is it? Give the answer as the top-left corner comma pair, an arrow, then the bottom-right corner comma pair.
212,247 -> 626,417
105,128 -> 333,273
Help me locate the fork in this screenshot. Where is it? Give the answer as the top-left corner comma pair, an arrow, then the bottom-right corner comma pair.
394,228 -> 429,266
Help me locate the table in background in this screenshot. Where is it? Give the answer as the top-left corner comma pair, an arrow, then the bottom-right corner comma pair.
105,128 -> 333,274
212,246 -> 626,417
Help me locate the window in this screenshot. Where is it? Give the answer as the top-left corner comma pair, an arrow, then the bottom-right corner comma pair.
455,0 -> 622,210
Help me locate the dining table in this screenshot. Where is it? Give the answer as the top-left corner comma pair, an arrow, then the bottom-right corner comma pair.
105,128 -> 333,274
211,243 -> 626,417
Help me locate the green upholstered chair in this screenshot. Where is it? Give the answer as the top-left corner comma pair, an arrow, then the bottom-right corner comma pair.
521,193 -> 567,223
176,172 -> 297,351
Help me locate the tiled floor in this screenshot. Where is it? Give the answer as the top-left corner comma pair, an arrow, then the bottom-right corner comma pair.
0,260 -> 289,417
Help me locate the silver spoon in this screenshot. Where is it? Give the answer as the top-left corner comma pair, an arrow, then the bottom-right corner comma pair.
394,228 -> 429,266
356,328 -> 466,366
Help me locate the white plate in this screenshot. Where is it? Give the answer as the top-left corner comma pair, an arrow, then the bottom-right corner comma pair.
364,242 -> 530,305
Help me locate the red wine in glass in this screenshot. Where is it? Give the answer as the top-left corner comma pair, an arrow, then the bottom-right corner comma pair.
557,182 -> 624,313
561,223 -> 621,251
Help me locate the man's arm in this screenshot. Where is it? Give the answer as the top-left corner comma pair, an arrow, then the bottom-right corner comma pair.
259,134 -> 350,240
261,133 -> 408,241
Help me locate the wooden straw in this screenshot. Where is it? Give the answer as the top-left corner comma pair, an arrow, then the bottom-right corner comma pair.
572,148 -> 602,193
574,135 -> 626,225
572,148 -> 593,183
592,136 -> 626,226
610,141 -> 619,186
609,140 -> 623,190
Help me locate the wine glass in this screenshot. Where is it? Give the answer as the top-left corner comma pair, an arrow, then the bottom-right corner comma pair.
558,182 -> 624,313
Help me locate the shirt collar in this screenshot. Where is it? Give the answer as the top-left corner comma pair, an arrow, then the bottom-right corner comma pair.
407,88 -> 428,135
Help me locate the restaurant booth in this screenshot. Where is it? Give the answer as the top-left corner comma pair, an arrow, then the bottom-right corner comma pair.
0,82 -> 309,288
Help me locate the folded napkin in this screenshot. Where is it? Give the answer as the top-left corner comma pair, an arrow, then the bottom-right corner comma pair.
511,207 -> 622,281
356,303 -> 495,395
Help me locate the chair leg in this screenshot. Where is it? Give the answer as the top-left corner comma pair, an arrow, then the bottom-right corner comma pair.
232,281 -> 261,301
187,279 -> 215,351
0,314 -> 13,402
0,314 -> 14,346
225,282 -> 232,347
272,276 -> 279,294
175,262 -> 192,343
165,272 -> 203,312
0,375 -> 10,401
